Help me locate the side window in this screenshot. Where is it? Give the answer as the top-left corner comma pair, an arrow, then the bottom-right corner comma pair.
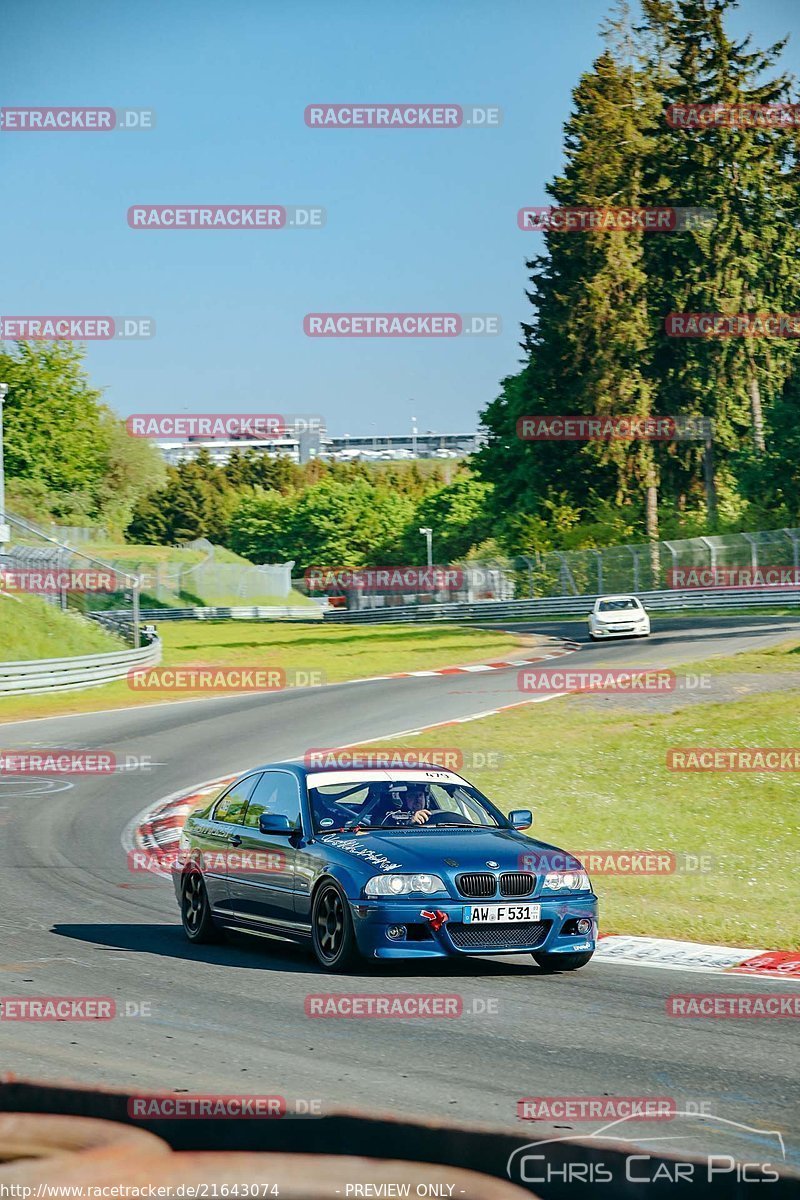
213,775 -> 260,825
243,771 -> 301,829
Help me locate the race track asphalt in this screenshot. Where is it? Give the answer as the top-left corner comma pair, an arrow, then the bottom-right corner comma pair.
0,615 -> 798,1166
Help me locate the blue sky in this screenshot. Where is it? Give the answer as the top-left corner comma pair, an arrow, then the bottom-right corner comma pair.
3,0 -> 798,437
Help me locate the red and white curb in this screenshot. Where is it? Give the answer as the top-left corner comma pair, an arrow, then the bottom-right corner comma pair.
389,642 -> 582,679
344,640 -> 581,684
595,934 -> 800,980
123,783 -> 800,982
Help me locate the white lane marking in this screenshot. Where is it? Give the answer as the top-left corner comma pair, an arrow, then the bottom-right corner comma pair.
0,778 -> 75,797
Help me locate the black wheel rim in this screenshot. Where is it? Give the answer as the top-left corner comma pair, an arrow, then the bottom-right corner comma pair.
315,887 -> 344,961
183,872 -> 204,932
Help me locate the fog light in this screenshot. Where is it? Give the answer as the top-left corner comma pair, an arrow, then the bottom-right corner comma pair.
387,925 -> 406,941
576,918 -> 592,935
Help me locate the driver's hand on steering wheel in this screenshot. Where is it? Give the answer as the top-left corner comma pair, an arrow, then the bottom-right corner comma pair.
411,809 -> 431,824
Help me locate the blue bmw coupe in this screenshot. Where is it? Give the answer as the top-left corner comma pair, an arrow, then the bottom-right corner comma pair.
173,763 -> 598,972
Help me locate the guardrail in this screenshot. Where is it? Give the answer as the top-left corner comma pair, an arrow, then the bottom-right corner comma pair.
323,586 -> 800,624
0,637 -> 162,696
97,604 -> 324,623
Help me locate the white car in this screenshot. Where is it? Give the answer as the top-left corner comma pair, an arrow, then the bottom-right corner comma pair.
588,595 -> 650,640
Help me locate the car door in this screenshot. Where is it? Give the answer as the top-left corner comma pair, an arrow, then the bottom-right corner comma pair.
226,770 -> 302,928
201,773 -> 260,914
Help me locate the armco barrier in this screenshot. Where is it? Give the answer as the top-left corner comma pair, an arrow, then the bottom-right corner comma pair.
98,604 -> 324,623
322,586 -> 800,624
0,1079 -> 796,1198
0,637 -> 161,696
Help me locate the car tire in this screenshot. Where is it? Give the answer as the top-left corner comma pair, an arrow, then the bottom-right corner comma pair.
532,950 -> 594,972
312,881 -> 359,972
181,869 -> 225,944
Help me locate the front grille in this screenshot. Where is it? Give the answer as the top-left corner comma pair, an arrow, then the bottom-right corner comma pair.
448,921 -> 551,951
456,872 -> 496,898
499,871 -> 535,897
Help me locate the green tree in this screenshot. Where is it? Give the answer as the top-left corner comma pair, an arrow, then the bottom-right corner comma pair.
409,478 -> 495,562
0,340 -> 165,528
228,490 -> 294,561
643,0 -> 800,522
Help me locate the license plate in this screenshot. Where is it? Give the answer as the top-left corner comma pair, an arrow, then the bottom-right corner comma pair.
463,903 -> 541,924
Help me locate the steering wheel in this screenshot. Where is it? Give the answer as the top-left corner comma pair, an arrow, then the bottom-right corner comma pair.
417,811 -> 464,825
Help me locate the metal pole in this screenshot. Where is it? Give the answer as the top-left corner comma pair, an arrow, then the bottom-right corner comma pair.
132,577 -> 141,648
0,383 -> 8,547
783,528 -> 799,572
419,527 -> 433,567
591,549 -> 603,595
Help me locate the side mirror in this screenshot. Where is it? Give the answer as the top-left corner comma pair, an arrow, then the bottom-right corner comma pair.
509,809 -> 533,830
258,812 -> 294,835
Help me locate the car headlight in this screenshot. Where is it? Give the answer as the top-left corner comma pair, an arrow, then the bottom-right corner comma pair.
364,873 -> 448,897
542,870 -> 591,892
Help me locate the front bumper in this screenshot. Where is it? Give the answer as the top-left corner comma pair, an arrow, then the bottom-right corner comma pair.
590,622 -> 649,638
350,894 -> 598,959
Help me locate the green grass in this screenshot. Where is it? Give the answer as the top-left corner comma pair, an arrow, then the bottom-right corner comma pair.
165,587 -> 318,609
0,621 -> 528,723
676,637 -> 800,675
85,541 -> 254,566
346,647 -> 800,948
0,594 -> 124,661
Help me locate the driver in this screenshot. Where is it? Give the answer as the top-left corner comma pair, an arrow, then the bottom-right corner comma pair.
382,782 -> 432,826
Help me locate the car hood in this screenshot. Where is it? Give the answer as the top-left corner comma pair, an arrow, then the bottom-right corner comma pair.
319,826 -> 574,874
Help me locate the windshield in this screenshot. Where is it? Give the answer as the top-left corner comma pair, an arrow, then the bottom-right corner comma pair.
308,779 -> 503,831
598,598 -> 639,612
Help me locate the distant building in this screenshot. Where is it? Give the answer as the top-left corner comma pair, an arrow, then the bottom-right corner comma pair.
156,427 -> 482,466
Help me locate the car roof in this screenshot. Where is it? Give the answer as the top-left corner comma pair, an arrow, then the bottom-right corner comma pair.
239,761 -> 469,786
305,767 -> 469,788
595,593 -> 639,602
